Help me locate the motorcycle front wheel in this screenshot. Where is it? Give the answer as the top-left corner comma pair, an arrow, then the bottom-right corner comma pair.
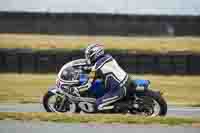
42,91 -> 79,113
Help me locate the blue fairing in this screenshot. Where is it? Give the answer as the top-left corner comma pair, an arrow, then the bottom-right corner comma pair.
90,79 -> 106,98
79,74 -> 88,84
79,74 -> 106,98
133,79 -> 150,87
79,74 -> 150,98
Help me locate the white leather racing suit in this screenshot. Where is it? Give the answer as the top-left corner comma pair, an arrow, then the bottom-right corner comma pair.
79,54 -> 129,111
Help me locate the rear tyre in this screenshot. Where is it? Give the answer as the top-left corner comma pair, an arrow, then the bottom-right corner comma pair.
136,90 -> 167,116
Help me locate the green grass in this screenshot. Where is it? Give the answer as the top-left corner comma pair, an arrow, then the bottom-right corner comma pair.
0,74 -> 54,103
0,34 -> 200,53
0,112 -> 200,126
0,74 -> 200,106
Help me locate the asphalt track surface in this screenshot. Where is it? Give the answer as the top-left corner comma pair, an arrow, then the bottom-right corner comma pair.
0,104 -> 200,133
0,103 -> 200,117
0,120 -> 200,133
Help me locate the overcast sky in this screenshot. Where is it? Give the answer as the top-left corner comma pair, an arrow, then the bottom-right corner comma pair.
0,0 -> 200,15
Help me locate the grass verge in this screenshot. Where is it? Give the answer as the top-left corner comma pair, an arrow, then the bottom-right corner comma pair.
0,34 -> 200,53
0,74 -> 200,106
0,112 -> 200,126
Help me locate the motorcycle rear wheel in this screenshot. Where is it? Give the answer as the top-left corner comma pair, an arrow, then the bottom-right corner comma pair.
134,90 -> 167,116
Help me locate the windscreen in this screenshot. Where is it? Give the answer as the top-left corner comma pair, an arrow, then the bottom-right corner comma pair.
57,59 -> 89,85
60,66 -> 80,82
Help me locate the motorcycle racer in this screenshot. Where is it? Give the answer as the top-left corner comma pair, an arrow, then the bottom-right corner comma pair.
43,43 -> 167,116
77,43 -> 133,111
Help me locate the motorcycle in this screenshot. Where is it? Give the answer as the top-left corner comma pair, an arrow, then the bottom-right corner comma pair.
42,59 -> 167,116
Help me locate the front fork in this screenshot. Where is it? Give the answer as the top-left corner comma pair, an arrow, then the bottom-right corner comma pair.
49,87 -> 68,112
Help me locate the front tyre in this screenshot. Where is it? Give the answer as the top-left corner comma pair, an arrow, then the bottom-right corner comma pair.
135,90 -> 167,116
42,91 -> 77,113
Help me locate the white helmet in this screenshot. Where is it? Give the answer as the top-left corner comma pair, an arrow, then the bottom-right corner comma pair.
85,43 -> 105,64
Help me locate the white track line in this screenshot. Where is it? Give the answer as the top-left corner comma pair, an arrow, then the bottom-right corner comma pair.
168,108 -> 200,112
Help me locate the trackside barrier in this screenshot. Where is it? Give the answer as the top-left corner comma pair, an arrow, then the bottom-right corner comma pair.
0,12 -> 200,36
0,49 -> 199,74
